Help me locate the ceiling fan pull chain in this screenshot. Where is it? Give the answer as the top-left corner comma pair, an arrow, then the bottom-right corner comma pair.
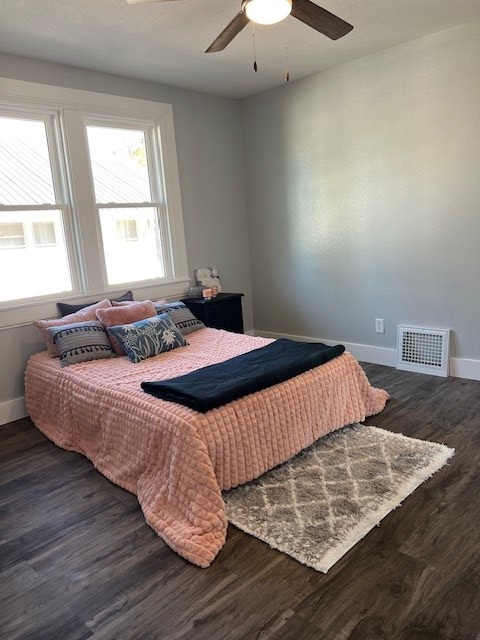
252,22 -> 258,72
284,21 -> 290,82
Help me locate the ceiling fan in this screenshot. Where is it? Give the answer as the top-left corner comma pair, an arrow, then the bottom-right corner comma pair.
127,0 -> 354,53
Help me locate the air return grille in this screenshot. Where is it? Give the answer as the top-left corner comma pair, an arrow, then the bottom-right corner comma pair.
396,326 -> 450,377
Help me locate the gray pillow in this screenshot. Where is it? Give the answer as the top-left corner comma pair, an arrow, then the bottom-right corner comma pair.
153,301 -> 205,336
46,320 -> 116,366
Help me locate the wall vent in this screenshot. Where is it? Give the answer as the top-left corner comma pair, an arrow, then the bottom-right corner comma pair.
396,325 -> 450,377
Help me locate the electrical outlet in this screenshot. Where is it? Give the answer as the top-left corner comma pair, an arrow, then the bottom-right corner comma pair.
375,318 -> 385,334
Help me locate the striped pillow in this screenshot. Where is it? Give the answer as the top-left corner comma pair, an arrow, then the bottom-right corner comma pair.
46,320 -> 116,367
35,299 -> 112,356
153,301 -> 204,336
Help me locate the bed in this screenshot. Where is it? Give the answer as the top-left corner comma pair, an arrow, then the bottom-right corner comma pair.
25,327 -> 389,567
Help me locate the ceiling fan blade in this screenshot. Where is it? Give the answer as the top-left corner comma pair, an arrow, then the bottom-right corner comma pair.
127,0 -> 183,5
205,11 -> 250,53
291,0 -> 353,40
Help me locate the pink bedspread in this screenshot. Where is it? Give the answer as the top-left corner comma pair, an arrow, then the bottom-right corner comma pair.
25,328 -> 389,567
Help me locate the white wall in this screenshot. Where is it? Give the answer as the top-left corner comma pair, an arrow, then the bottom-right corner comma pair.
0,54 -> 253,417
242,20 -> 480,365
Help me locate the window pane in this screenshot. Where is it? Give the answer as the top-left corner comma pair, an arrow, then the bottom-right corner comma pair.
99,208 -> 165,285
86,126 -> 152,204
0,211 -> 72,303
0,117 -> 56,205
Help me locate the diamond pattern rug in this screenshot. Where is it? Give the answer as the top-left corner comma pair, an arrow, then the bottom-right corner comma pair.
223,424 -> 454,573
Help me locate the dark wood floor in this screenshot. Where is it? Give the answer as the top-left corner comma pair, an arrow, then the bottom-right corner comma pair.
1,364 -> 479,640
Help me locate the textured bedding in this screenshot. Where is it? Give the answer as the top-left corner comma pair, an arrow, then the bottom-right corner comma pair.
25,328 -> 389,567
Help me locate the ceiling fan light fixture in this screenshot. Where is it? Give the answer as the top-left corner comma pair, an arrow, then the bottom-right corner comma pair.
244,0 -> 292,25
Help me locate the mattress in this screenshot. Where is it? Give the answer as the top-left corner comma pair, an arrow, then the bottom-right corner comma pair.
25,328 -> 389,567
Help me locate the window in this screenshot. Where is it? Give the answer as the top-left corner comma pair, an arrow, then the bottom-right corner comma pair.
86,123 -> 168,285
0,222 -> 26,248
0,79 -> 188,327
116,219 -> 139,242
0,115 -> 74,303
33,221 -> 57,247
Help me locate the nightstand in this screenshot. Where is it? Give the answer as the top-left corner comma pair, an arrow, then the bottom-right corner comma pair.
181,293 -> 244,334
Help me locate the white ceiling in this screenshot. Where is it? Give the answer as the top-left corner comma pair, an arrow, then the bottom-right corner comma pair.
1,1 -> 480,99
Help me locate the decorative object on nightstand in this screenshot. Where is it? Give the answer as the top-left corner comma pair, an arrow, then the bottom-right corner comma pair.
194,267 -> 222,292
181,293 -> 244,334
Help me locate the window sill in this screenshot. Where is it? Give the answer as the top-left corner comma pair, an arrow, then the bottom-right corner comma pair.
0,277 -> 191,330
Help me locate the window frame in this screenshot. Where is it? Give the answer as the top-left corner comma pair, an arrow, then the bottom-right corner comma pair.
0,78 -> 189,330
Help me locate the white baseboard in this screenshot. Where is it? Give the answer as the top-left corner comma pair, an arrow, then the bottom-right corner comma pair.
254,330 -> 480,381
0,396 -> 27,426
449,357 -> 480,381
254,330 -> 397,368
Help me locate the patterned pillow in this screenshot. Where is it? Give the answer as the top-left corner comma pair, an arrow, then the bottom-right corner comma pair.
96,300 -> 156,355
46,321 -> 116,367
153,301 -> 205,336
35,299 -> 112,356
107,313 -> 187,363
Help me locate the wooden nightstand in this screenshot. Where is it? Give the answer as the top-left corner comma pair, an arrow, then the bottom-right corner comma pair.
181,293 -> 244,334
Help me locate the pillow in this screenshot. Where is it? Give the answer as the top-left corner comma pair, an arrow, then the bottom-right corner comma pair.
96,300 -> 157,355
57,290 -> 134,317
46,321 -> 116,367
112,290 -> 135,303
35,299 -> 112,356
107,313 -> 187,363
153,301 -> 205,336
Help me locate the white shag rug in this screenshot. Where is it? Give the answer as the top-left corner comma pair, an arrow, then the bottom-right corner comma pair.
224,424 -> 454,573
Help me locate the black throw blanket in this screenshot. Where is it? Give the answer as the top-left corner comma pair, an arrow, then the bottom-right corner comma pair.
141,338 -> 345,413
